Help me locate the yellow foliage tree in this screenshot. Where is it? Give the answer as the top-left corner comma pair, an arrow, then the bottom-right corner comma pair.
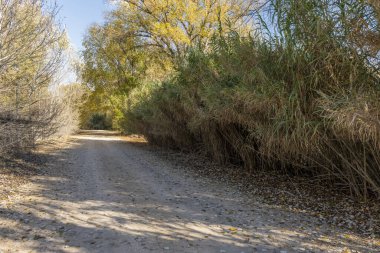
114,0 -> 257,60
80,0 -> 259,129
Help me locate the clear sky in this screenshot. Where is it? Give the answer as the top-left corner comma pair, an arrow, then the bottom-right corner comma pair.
56,0 -> 114,83
57,0 -> 112,51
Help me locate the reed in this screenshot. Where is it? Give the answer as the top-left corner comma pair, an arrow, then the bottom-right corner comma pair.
126,0 -> 380,199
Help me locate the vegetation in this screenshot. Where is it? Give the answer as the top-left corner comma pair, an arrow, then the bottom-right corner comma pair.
80,0 -> 380,200
0,0 -> 81,156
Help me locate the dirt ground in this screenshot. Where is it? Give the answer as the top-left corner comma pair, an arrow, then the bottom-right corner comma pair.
0,131 -> 378,252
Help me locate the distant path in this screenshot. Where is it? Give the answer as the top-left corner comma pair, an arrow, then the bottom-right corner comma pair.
0,131 -> 377,252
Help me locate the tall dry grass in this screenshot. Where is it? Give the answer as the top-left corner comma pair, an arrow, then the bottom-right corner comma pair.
126,0 -> 380,200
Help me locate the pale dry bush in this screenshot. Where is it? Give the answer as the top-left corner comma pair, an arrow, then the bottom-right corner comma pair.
0,0 -> 72,156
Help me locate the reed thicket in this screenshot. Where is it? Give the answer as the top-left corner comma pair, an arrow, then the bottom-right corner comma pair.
125,0 -> 380,199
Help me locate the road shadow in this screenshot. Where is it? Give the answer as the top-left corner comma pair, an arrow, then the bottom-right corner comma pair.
0,133 -> 378,252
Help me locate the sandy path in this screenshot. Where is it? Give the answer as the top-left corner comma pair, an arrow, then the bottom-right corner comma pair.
0,131 -> 377,252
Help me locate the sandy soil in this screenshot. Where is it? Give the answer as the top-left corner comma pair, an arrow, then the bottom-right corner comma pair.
0,131 -> 378,253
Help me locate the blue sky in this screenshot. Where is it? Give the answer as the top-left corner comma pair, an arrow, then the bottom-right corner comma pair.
57,0 -> 112,51
56,0 -> 114,83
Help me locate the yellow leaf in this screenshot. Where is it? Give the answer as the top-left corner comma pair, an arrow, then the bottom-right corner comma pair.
341,248 -> 351,253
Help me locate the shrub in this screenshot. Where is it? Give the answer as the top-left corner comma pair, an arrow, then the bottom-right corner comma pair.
86,113 -> 113,130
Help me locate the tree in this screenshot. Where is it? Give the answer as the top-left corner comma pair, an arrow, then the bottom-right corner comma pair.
80,19 -> 152,129
82,23 -> 145,95
0,0 -> 67,113
0,0 -> 68,154
113,0 -> 257,60
79,0 -> 259,130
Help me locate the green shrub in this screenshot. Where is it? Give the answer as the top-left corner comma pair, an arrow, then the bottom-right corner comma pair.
87,113 -> 113,130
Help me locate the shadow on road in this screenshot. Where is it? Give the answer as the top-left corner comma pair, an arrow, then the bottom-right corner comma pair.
0,132 -> 377,252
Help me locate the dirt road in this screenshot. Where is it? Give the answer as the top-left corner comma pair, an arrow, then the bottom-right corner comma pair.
0,131 -> 377,252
